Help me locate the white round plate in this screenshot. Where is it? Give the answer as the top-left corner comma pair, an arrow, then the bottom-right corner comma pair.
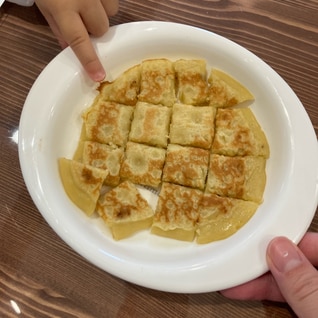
18,21 -> 318,293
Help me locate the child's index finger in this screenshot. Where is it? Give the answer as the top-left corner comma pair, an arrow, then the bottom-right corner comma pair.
55,11 -> 106,82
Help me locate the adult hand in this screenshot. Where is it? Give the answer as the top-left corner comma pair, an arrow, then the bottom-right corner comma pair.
35,0 -> 119,81
221,233 -> 318,318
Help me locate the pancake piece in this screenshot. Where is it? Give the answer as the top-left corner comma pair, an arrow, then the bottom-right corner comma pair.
151,182 -> 203,242
96,181 -> 154,240
58,158 -> 108,216
98,64 -> 141,106
208,69 -> 254,108
174,59 -> 209,105
163,144 -> 209,190
206,154 -> 266,203
83,100 -> 134,147
212,108 -> 270,158
82,141 -> 124,186
129,102 -> 172,148
120,142 -> 166,187
196,193 -> 259,243
72,123 -> 88,161
138,59 -> 176,107
169,103 -> 216,149
60,58 -> 269,244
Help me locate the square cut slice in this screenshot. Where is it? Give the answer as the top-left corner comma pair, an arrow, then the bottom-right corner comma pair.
206,154 -> 267,203
174,59 -> 209,105
120,142 -> 166,187
169,103 -> 216,149
138,59 -> 176,107
129,102 -> 172,148
83,100 -> 134,147
96,181 -> 154,240
82,141 -> 124,187
162,144 -> 209,190
58,158 -> 108,216
212,108 -> 270,158
98,64 -> 141,106
196,193 -> 259,244
151,182 -> 203,242
208,69 -> 254,108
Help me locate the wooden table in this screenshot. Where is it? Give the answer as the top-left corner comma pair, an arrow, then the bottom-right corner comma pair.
1,1 -> 317,317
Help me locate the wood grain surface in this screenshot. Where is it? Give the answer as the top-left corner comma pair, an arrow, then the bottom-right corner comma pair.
1,1 -> 317,317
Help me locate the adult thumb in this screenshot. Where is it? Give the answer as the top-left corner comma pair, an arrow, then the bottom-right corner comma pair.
267,236 -> 318,318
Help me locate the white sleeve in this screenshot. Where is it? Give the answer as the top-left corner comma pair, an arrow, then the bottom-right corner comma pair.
6,0 -> 35,6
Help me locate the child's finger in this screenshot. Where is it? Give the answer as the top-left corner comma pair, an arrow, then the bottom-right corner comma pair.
55,11 -> 105,81
79,0 -> 109,36
101,0 -> 119,16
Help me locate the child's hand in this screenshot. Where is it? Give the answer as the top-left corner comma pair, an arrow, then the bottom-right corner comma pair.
35,0 -> 118,81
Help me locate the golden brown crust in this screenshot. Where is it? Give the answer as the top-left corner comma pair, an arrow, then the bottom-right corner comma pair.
208,69 -> 254,108
58,158 -> 108,216
60,58 -> 269,243
120,142 -> 166,187
174,59 -> 209,105
169,103 -> 216,149
98,64 -> 141,106
162,144 -> 209,190
82,141 -> 124,187
96,181 -> 154,240
196,193 -> 259,243
129,102 -> 172,148
206,154 -> 267,203
151,182 -> 203,241
83,100 -> 134,147
138,59 -> 176,106
212,108 -> 270,158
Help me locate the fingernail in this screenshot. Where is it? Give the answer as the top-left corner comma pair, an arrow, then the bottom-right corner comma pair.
267,237 -> 303,273
92,70 -> 106,82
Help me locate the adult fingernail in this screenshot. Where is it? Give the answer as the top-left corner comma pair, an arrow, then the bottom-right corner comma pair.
267,237 -> 303,273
